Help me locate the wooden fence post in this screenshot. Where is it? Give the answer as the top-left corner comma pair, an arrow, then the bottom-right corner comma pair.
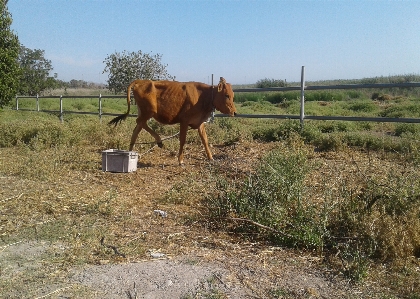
16,96 -> 18,111
36,94 -> 39,111
300,66 -> 305,128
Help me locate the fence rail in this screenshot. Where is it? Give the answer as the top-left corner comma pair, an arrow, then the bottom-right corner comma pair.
13,67 -> 420,125
234,82 -> 420,92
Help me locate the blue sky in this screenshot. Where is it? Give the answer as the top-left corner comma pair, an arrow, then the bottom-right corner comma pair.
8,0 -> 420,85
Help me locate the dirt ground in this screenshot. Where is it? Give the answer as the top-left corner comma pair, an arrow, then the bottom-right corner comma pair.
1,239 -> 374,299
0,141 -> 413,298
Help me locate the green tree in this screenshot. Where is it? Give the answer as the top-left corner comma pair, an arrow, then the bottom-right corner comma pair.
18,46 -> 56,95
256,78 -> 287,88
0,0 -> 21,108
69,79 -> 88,88
103,50 -> 175,93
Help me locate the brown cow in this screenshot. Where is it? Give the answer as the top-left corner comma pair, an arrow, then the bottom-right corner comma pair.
109,77 -> 236,164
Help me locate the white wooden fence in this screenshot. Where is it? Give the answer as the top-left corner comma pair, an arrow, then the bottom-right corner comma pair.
14,67 -> 420,125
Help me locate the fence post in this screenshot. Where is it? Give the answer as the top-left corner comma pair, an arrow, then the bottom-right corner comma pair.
59,95 -> 63,123
16,96 -> 18,110
98,93 -> 102,122
210,74 -> 215,122
36,94 -> 39,111
300,66 -> 305,128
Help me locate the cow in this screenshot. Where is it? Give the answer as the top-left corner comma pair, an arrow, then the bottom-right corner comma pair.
109,77 -> 237,165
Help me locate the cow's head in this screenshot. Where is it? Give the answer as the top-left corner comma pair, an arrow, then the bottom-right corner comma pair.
214,77 -> 236,116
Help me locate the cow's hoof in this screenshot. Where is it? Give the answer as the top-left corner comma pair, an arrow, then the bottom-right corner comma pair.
157,142 -> 164,148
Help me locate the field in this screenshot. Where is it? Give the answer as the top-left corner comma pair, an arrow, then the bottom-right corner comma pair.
1,88 -> 420,298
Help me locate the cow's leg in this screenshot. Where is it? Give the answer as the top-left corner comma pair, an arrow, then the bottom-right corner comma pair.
129,118 -> 145,151
178,123 -> 189,165
143,123 -> 163,148
197,123 -> 213,160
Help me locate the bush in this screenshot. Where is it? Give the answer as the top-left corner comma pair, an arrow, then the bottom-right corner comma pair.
234,92 -> 262,103
312,133 -> 344,151
346,90 -> 363,99
379,102 -> 420,118
317,121 -> 350,133
305,91 -> 344,102
266,92 -> 300,104
330,168 -> 420,264
206,143 -> 325,248
0,119 -> 64,148
251,120 -> 301,142
204,139 -> 420,282
395,123 -> 419,136
346,100 -> 377,113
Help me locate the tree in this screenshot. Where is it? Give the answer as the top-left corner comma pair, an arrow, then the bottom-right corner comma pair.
103,50 -> 175,93
256,78 -> 287,88
0,0 -> 21,108
18,46 -> 56,95
69,79 -> 89,88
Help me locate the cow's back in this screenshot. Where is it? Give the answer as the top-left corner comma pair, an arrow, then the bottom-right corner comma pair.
132,80 -> 210,125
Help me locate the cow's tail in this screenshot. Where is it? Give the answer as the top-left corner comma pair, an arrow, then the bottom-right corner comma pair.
108,81 -> 136,127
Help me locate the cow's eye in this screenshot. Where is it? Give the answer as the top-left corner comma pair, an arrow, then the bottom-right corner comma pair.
225,94 -> 230,99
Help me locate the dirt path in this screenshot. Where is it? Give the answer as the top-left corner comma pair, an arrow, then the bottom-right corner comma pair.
1,239 -> 377,299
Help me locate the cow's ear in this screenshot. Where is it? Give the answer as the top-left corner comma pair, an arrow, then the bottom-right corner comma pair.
217,77 -> 226,92
217,82 -> 223,92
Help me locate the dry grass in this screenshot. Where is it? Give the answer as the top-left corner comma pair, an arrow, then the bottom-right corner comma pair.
1,112 -> 419,298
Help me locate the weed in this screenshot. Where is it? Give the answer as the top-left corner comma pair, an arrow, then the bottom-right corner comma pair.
269,288 -> 292,298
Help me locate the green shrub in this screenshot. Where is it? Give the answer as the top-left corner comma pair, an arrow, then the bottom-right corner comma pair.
346,90 -> 364,99
239,100 -> 278,114
277,99 -> 300,113
300,123 -> 322,143
236,91 -> 300,105
395,123 -> 419,136
346,100 -> 377,113
312,133 -> 344,151
355,121 -> 373,131
317,121 -> 350,133
234,92 -> 262,103
251,120 -> 301,142
0,113 -> 125,150
0,119 -> 64,148
207,118 -> 253,146
380,102 -> 420,118
204,138 -> 420,281
206,144 -> 326,249
266,92 -> 300,104
256,78 -> 286,88
305,91 -> 344,102
330,168 -> 420,264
